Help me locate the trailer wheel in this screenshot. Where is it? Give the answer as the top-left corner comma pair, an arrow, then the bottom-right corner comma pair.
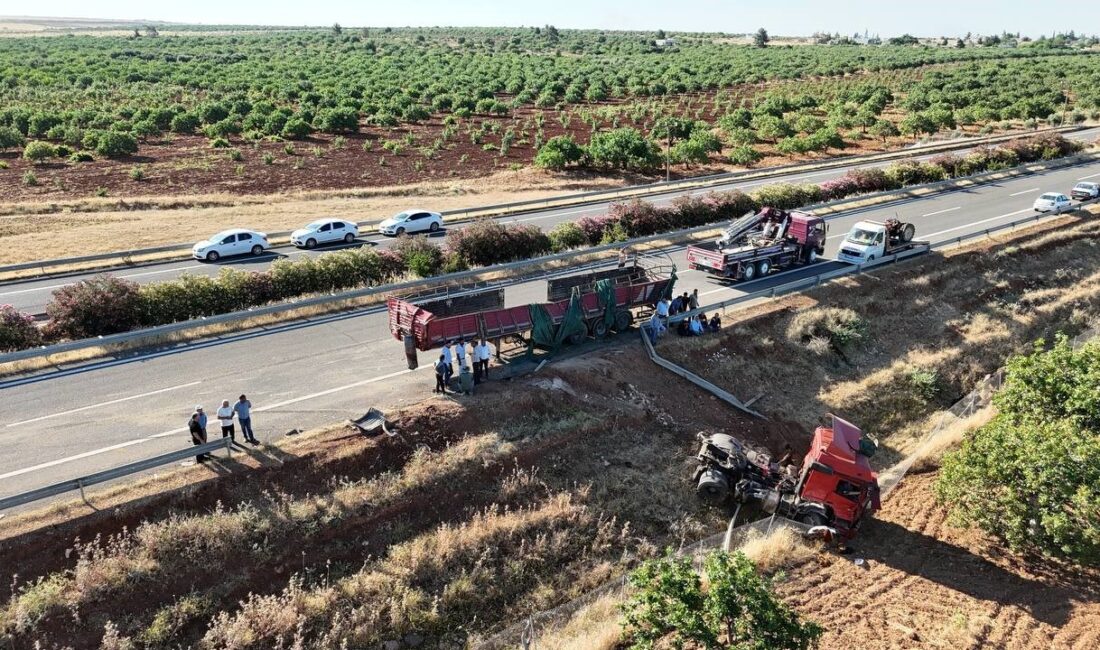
900,223 -> 915,243
756,259 -> 772,277
567,330 -> 586,345
740,263 -> 756,282
613,310 -> 633,332
589,318 -> 609,338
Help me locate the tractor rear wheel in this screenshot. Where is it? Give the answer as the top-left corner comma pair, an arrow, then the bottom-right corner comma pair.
696,468 -> 730,504
901,223 -> 915,243
613,310 -> 633,332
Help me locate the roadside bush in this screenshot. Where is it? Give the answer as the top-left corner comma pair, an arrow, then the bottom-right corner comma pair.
0,304 -> 41,352
937,335 -> 1100,564
884,160 -> 945,188
69,151 -> 95,163
45,275 -> 142,339
786,306 -> 865,350
817,174 -> 861,201
668,190 -> 757,228
547,221 -> 587,252
750,182 -> 822,210
446,219 -> 551,266
907,367 -> 942,402
575,213 -> 620,245
609,199 -> 671,237
392,236 -> 445,277
22,140 -> 57,163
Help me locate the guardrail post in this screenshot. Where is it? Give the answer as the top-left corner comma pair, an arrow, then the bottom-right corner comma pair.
77,478 -> 90,508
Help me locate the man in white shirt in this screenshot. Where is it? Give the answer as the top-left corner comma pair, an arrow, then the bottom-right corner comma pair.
655,298 -> 670,328
476,338 -> 492,379
453,339 -> 467,374
217,399 -> 236,443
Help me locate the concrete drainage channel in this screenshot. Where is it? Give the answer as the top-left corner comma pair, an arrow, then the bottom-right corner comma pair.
0,125 -> 1086,283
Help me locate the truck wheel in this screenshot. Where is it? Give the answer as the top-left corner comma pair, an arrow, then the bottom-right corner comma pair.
805,249 -> 819,264
589,318 -> 608,338
900,223 -> 915,243
613,310 -> 633,332
741,263 -> 756,282
798,511 -> 829,528
696,468 -> 730,504
756,259 -> 771,277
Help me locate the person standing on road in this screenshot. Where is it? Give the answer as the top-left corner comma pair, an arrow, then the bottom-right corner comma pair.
655,297 -> 670,329
217,399 -> 236,443
441,342 -> 454,385
235,394 -> 259,445
689,289 -> 699,311
188,412 -> 208,463
476,338 -> 492,379
194,405 -> 208,438
470,340 -> 482,385
453,339 -> 468,375
434,353 -> 449,394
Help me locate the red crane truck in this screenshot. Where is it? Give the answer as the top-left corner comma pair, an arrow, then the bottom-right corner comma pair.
686,207 -> 827,281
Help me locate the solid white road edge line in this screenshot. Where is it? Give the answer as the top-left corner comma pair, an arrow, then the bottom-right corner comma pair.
923,208 -> 1032,239
1079,172 -> 1100,180
5,380 -> 203,428
0,368 -> 425,480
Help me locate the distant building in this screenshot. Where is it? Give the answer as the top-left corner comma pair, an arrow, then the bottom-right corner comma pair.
655,38 -> 678,48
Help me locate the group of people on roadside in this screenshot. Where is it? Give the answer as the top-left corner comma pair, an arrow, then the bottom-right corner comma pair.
188,394 -> 258,462
647,288 -> 721,341
434,338 -> 494,396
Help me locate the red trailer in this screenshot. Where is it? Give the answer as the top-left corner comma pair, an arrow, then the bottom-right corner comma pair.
388,255 -> 676,365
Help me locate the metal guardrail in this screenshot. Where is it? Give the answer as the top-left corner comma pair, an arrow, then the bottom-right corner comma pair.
0,437 -> 232,511
0,126 -> 1084,278
3,152 -> 1096,368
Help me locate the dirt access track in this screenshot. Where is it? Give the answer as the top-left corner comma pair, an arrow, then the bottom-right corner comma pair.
2,213 -> 1100,648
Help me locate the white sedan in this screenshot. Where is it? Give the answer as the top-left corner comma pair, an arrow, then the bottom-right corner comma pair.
192,229 -> 270,262
377,209 -> 443,236
291,218 -> 359,248
1033,192 -> 1071,213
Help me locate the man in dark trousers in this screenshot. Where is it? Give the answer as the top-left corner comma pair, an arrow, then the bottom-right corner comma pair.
434,353 -> 449,394
189,412 -> 208,463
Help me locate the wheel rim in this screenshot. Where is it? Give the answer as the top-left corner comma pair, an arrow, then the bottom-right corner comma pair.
591,320 -> 608,338
208,252 -> 219,262
743,264 -> 755,280
396,228 -> 405,236
306,239 -> 316,249
759,260 -> 770,275
345,234 -> 354,243
430,222 -> 440,231
808,250 -> 817,263
252,245 -> 263,255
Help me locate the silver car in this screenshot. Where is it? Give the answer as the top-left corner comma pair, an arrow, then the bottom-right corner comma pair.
377,209 -> 443,236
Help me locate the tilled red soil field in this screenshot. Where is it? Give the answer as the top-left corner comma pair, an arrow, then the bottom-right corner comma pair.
777,470 -> 1100,650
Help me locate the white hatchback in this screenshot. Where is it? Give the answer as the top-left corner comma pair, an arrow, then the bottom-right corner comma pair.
192,229 -> 270,262
291,218 -> 359,248
1033,192 -> 1071,213
377,209 -> 443,236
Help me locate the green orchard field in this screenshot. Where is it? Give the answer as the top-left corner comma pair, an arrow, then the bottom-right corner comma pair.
0,26 -> 1098,201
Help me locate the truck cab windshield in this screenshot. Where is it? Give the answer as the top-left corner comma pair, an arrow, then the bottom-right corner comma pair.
847,228 -> 879,245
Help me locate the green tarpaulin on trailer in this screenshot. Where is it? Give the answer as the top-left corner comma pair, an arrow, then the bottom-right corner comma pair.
528,288 -> 588,350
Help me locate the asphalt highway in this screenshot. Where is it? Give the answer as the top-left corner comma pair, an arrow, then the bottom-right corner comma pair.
1,156 -> 1098,503
2,126 -> 1097,315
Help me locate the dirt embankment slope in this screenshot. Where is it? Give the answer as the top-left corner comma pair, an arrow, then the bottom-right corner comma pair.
779,468 -> 1100,650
